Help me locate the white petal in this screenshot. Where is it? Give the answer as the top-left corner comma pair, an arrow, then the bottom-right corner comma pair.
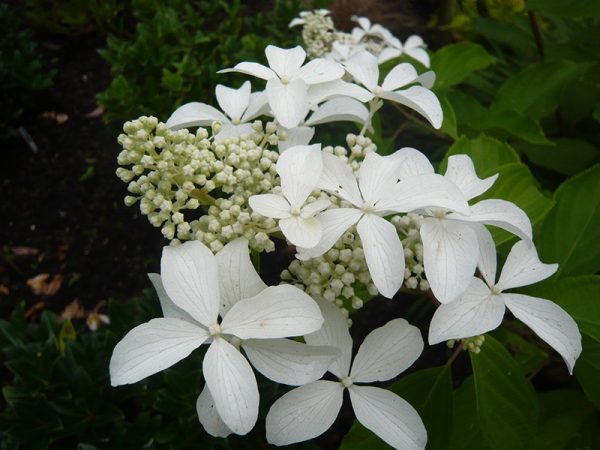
297,58 -> 344,84
351,318 -> 423,383
219,61 -> 276,80
280,216 -> 322,248
301,199 -> 330,217
242,338 -> 338,385
377,173 -> 469,216
203,338 -> 258,435
266,381 -> 344,446
196,387 -> 232,438
504,294 -> 582,374
381,63 -> 419,91
389,147 -> 434,179
109,318 -> 208,386
318,152 -> 363,206
166,102 -> 228,130
448,199 -> 532,242
288,17 -> 305,27
147,273 -> 196,323
358,152 -> 404,204
406,47 -> 430,68
215,81 -> 250,122
265,45 -> 306,79
428,278 -> 504,344
416,70 -> 435,89
344,50 -> 380,91
380,86 -> 443,129
444,155 -> 498,200
305,297 -> 353,378
377,47 -> 402,64
404,35 -> 425,50
354,16 -> 371,31
296,208 -> 363,260
473,224 -> 497,287
420,218 -> 479,304
221,285 -> 323,339
357,214 -> 405,299
308,78 -> 373,105
497,240 -> 558,291
277,143 -> 323,207
215,238 -> 267,315
305,97 -> 369,126
248,194 -> 291,219
350,385 -> 427,450
215,123 -> 255,140
266,78 -> 309,129
161,240 -> 220,327
278,126 -> 315,152
241,91 -> 270,122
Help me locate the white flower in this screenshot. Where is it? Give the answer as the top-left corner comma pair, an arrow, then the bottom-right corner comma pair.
266,298 -> 427,449
298,151 -> 469,298
351,16 -> 395,43
249,144 -> 330,248
429,238 -> 582,373
400,151 -> 532,304
220,45 -> 344,128
343,51 -> 442,128
390,35 -> 431,68
166,81 -> 268,139
109,238 -> 325,435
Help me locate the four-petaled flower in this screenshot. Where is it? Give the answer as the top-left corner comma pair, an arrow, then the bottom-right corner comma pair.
249,144 -> 330,248
429,238 -> 582,373
166,81 -> 267,139
266,298 -> 427,449
110,238 -> 326,435
298,150 -> 469,298
221,45 -> 344,128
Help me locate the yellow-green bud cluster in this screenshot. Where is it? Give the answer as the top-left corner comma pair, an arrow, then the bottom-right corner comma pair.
391,213 -> 430,292
447,335 -> 486,354
299,10 -> 337,58
116,116 -> 281,252
282,223 -> 375,319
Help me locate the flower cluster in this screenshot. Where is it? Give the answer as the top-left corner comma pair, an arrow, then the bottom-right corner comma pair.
111,11 -> 582,450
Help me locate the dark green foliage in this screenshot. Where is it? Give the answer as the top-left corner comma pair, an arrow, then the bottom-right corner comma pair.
24,0 -> 127,35
97,0 -> 303,123
0,293 -> 218,449
0,4 -> 54,139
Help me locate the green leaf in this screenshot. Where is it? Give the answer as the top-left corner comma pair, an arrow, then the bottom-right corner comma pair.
470,108 -> 551,145
340,365 -> 453,450
533,389 -> 593,450
517,138 -> 599,176
447,377 -> 489,450
527,0 -> 600,18
492,61 -> 591,120
440,96 -> 458,139
531,275 -> 600,343
478,163 -> 554,246
432,42 -> 496,91
470,335 -> 538,450
573,335 -> 600,408
441,134 -> 519,174
538,164 -> 600,277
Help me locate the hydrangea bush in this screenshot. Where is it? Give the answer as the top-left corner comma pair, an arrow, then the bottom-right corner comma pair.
111,10 -> 583,449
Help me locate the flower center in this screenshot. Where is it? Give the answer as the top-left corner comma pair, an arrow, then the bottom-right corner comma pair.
290,206 -> 302,216
281,75 -> 290,85
341,376 -> 353,388
361,202 -> 376,213
232,118 -> 241,125
373,86 -> 382,96
208,323 -> 222,336
490,285 -> 502,295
